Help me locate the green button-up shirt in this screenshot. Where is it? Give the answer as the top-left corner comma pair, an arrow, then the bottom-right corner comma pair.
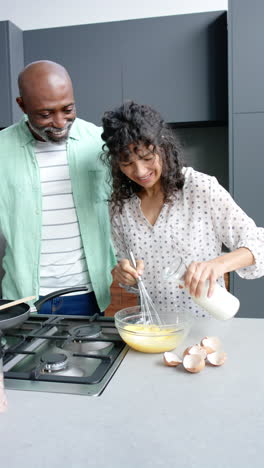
0,116 -> 116,311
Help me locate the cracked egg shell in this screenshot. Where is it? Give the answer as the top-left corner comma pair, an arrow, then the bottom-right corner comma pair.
183,354 -> 205,373
183,344 -> 207,360
163,352 -> 182,367
200,336 -> 222,354
207,351 -> 227,366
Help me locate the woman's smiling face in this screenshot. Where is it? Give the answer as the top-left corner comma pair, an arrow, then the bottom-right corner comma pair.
119,143 -> 162,190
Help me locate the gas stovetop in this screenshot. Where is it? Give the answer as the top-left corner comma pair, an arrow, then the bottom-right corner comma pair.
1,314 -> 128,396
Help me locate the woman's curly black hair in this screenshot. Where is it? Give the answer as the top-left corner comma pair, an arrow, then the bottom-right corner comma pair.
101,101 -> 185,212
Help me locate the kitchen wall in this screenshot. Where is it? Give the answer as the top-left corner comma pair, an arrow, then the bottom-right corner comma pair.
0,0 -> 228,30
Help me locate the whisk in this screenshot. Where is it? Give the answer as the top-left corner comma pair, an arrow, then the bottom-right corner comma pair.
129,251 -> 162,326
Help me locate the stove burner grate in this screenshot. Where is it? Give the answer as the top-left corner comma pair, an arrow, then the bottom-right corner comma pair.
68,325 -> 102,340
41,352 -> 68,372
3,315 -> 127,391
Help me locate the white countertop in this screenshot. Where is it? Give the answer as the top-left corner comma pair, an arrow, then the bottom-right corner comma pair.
0,317 -> 263,468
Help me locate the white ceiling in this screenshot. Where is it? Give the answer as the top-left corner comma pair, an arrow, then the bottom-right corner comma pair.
0,0 -> 228,31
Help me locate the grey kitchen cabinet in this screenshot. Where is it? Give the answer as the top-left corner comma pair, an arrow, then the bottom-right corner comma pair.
230,0 -> 264,114
233,113 -> 264,226
233,275 -> 263,319
23,22 -> 123,125
0,21 -> 24,127
232,113 -> 264,318
119,12 -> 227,123
23,12 -> 227,125
228,0 -> 264,317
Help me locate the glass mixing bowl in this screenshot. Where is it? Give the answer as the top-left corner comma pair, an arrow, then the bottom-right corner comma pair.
115,306 -> 192,353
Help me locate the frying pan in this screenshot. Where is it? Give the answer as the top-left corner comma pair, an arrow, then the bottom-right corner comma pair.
0,286 -> 88,331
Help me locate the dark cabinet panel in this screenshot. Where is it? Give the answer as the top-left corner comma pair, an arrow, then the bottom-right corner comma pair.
232,112 -> 264,317
230,0 -> 264,113
0,21 -> 24,127
233,113 -> 264,226
120,12 -> 227,123
0,22 -> 12,127
24,23 -> 123,125
8,22 -> 25,123
173,125 -> 228,189
228,0 -> 264,317
234,276 -> 263,318
24,12 -> 227,125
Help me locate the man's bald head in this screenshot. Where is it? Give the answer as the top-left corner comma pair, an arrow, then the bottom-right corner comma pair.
18,60 -> 72,100
16,60 -> 76,144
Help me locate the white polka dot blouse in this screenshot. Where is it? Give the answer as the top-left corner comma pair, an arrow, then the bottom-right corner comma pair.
110,167 -> 264,318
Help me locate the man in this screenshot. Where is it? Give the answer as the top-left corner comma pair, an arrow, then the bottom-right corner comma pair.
0,60 -> 115,315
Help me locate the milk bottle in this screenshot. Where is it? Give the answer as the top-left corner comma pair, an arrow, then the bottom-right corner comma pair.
163,257 -> 240,320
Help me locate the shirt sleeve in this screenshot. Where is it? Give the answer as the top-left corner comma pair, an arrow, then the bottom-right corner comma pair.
110,206 -> 139,294
209,176 -> 264,279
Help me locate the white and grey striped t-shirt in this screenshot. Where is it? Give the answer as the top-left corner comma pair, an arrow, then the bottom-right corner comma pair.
35,140 -> 92,296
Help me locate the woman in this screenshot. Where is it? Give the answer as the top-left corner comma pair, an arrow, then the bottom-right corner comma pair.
101,101 -> 264,318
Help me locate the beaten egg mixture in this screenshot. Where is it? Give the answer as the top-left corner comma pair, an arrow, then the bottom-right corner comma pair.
119,324 -> 184,353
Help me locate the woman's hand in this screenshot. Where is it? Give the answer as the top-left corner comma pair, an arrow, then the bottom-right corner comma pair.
183,248 -> 255,298
183,260 -> 225,298
112,258 -> 144,286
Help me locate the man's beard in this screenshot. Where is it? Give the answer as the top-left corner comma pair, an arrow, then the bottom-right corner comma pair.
28,119 -> 74,144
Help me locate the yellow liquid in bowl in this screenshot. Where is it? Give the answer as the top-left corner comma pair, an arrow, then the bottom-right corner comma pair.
119,324 -> 185,353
